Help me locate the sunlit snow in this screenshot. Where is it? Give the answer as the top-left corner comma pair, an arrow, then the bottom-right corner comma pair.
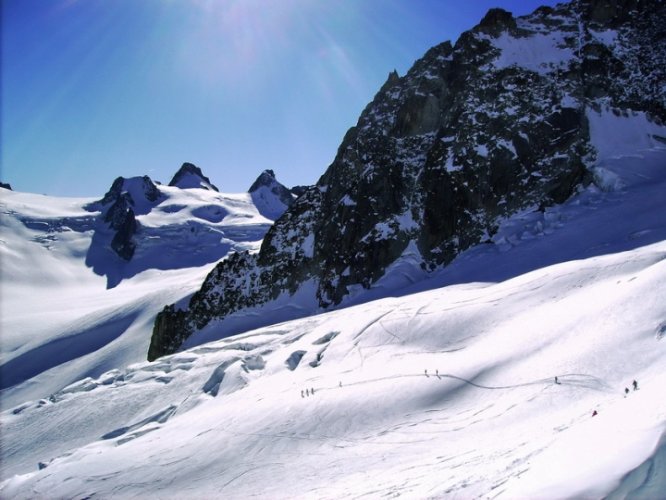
0,110 -> 665,497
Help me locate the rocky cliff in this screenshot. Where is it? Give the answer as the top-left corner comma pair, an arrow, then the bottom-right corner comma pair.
148,0 -> 666,361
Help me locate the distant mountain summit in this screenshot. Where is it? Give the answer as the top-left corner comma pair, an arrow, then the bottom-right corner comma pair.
88,176 -> 164,261
248,169 -> 295,219
149,0 -> 666,360
76,164 -> 284,286
169,162 -> 219,191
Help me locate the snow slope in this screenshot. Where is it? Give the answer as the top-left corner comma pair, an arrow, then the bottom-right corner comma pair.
1,111 -> 665,496
0,185 -> 275,408
1,238 -> 664,498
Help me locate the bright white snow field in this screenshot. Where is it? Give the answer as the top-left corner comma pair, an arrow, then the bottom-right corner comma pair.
0,184 -> 274,408
0,109 -> 665,497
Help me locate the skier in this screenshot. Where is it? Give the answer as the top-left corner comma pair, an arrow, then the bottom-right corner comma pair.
592,410 -> 598,417
555,376 -> 559,384
311,387 -> 315,395
624,387 -> 629,396
436,369 -> 439,378
339,381 -> 342,388
306,388 -> 309,397
301,390 -> 304,398
632,380 -> 638,391
425,369 -> 429,377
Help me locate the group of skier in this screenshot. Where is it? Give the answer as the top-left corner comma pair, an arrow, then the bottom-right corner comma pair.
591,379 -> 639,417
624,379 -> 639,395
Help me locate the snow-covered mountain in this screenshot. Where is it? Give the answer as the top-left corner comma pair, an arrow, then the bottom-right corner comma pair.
0,165 -> 291,408
168,162 -> 220,192
150,0 -> 666,360
1,152 -> 665,495
248,169 -> 297,220
1,0 -> 665,497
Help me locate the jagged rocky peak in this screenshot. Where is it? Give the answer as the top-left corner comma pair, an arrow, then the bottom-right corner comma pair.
148,0 -> 666,360
91,175 -> 162,261
169,162 -> 219,191
249,169 -> 294,202
98,175 -> 162,208
248,169 -> 295,220
477,7 -> 516,37
0,182 -> 12,191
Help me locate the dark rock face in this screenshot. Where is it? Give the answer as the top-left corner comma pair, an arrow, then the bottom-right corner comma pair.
110,206 -> 137,261
0,182 -> 12,191
478,8 -> 517,37
169,162 -> 219,191
148,0 -> 666,360
290,185 -> 310,198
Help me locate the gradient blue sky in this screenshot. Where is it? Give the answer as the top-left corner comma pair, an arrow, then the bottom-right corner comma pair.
2,0 -> 558,197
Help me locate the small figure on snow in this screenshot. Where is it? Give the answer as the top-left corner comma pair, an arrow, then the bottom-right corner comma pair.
306,388 -> 310,397
311,387 -> 315,395
632,380 -> 638,391
624,387 -> 629,396
592,410 -> 598,417
436,369 -> 439,378
555,376 -> 560,384
339,381 -> 342,388
425,369 -> 429,377
301,390 -> 304,398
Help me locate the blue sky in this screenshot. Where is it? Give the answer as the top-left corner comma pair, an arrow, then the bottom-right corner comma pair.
2,0 -> 557,197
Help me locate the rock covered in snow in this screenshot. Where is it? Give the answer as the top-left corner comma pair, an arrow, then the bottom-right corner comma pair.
0,182 -> 12,191
90,176 -> 163,261
248,169 -> 295,219
169,162 -> 219,192
149,0 -> 666,360
97,175 -> 162,208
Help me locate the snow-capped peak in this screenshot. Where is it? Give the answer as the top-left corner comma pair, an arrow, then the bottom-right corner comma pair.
168,162 -> 219,192
248,169 -> 295,219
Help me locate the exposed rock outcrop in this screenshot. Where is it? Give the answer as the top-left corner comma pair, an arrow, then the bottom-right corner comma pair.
290,185 -> 310,198
90,176 -> 163,261
148,0 -> 666,360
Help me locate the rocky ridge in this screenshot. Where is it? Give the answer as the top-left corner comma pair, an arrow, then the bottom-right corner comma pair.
87,164 -> 292,267
148,0 -> 666,360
